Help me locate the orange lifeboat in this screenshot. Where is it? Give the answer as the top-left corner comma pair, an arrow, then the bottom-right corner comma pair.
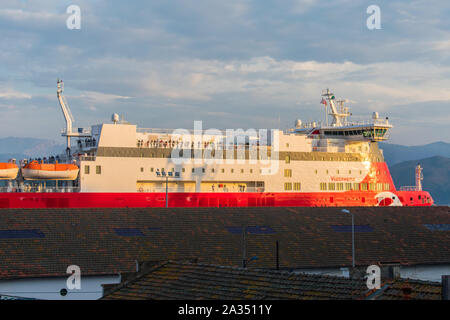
0,162 -> 19,180
22,161 -> 79,180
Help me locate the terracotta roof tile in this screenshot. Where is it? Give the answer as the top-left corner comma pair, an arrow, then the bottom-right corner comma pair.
102,261 -> 443,300
0,206 -> 448,280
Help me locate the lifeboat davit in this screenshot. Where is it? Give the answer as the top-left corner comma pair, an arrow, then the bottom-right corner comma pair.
0,162 -> 19,180
22,161 -> 79,180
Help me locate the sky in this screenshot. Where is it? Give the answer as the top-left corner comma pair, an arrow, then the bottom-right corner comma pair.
0,0 -> 449,145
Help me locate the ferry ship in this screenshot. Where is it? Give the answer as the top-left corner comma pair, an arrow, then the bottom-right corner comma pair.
0,81 -> 433,208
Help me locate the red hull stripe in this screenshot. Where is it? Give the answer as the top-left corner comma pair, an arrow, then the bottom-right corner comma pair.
0,190 -> 433,209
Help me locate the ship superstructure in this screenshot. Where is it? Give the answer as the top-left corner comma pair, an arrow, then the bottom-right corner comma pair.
0,82 -> 434,208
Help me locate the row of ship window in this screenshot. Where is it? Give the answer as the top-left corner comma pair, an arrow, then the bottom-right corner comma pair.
283,183 -> 302,191
318,182 -> 390,191
84,166 -> 379,178
139,168 -> 369,176
84,165 -> 101,174
84,164 -> 389,192
284,169 -> 374,177
145,167 -> 259,174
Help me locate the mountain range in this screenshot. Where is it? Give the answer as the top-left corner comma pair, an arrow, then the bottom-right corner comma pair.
0,137 -> 64,162
379,141 -> 450,166
389,156 -> 450,205
0,137 -> 448,204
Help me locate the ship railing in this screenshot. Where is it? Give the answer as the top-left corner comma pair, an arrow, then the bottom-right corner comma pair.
296,119 -> 391,131
137,144 -> 272,150
77,139 -> 97,149
61,127 -> 92,135
330,119 -> 391,128
399,186 -> 420,191
79,155 -> 96,161
137,128 -> 271,136
136,187 -> 265,193
137,128 -> 181,134
311,146 -> 346,153
0,186 -> 81,193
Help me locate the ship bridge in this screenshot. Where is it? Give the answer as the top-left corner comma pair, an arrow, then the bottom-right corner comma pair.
292,89 -> 392,142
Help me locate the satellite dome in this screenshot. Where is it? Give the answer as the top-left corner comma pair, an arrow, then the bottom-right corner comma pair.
112,113 -> 119,124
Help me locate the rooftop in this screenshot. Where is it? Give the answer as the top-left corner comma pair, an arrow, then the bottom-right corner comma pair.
0,206 -> 448,280
102,260 -> 442,300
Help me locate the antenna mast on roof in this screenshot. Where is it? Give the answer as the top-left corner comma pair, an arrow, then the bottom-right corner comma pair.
321,89 -> 350,127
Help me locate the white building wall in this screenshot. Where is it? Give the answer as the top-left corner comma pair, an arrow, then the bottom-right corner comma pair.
97,124 -> 137,148
400,265 -> 450,283
0,275 -> 121,300
294,265 -> 450,283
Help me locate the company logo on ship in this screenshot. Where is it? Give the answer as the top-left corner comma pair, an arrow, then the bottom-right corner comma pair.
330,176 -> 356,182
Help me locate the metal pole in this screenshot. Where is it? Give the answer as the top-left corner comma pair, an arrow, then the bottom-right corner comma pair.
351,214 -> 355,268
342,209 -> 355,269
276,240 -> 279,270
165,175 -> 168,208
242,227 -> 247,268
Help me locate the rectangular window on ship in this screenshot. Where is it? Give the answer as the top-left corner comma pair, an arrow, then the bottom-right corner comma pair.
294,183 -> 301,191
284,169 -> 292,178
84,165 -> 90,175
284,183 -> 292,191
328,183 -> 336,191
96,165 -> 101,174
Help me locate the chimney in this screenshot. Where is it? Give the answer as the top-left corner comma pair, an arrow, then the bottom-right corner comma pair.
401,283 -> 412,300
442,275 -> 450,300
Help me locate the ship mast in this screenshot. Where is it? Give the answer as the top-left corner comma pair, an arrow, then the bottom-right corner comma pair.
415,164 -> 423,191
321,89 -> 350,127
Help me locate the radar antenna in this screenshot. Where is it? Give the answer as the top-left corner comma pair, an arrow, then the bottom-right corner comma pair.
321,89 -> 351,127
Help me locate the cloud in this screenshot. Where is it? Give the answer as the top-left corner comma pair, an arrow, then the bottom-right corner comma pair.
0,0 -> 449,145
0,87 -> 32,99
84,56 -> 450,108
0,8 -> 61,22
75,91 -> 130,104
291,0 -> 320,14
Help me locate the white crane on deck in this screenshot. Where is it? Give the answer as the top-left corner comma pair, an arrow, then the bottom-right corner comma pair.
57,79 -> 91,157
